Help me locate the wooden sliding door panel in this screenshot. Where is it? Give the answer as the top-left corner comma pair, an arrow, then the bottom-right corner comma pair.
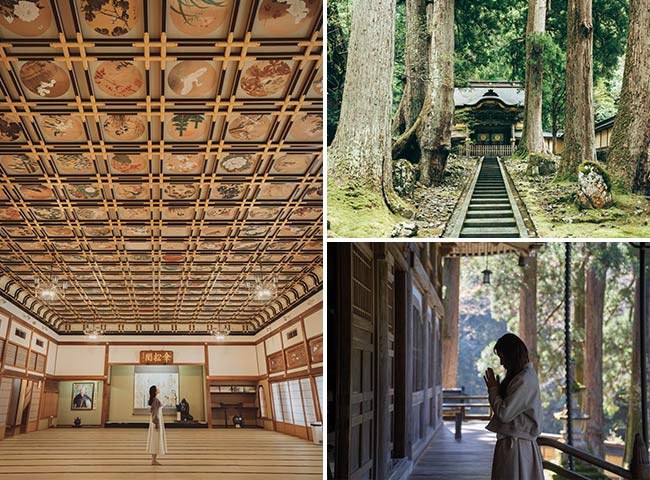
349,244 -> 375,480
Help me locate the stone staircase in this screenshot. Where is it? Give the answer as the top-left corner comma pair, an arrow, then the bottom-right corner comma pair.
460,157 -> 520,238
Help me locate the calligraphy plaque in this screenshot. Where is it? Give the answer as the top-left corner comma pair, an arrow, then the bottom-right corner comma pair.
140,350 -> 174,365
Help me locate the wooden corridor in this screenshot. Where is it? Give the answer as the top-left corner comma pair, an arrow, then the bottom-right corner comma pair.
409,421 -> 496,480
0,428 -> 323,479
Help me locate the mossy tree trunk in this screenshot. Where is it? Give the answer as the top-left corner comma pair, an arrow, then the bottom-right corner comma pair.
393,0 -> 429,138
327,1 -> 348,144
523,0 -> 546,154
418,0 -> 454,186
559,0 -> 596,179
607,0 -> 650,194
584,249 -> 607,459
328,0 -> 396,198
442,257 -> 460,388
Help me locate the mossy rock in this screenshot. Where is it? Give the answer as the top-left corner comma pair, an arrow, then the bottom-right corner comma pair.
577,161 -> 614,209
392,158 -> 417,198
526,152 -> 558,176
579,161 -> 612,190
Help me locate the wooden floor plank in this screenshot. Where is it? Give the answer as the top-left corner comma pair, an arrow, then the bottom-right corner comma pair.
0,428 -> 323,478
409,421 -> 496,480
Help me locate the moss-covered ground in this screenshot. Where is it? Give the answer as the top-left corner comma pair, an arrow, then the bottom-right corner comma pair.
327,155 -> 477,238
327,182 -> 402,238
504,157 -> 650,238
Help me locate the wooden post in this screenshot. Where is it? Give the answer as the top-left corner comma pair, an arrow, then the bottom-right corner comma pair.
519,252 -> 538,369
630,433 -> 650,480
442,257 -> 460,388
374,244 -> 391,479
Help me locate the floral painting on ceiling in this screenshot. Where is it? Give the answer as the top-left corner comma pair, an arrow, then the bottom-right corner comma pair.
256,0 -> 320,37
168,0 -> 230,36
239,60 -> 293,98
79,0 -> 140,37
18,61 -> 71,98
0,0 -> 55,37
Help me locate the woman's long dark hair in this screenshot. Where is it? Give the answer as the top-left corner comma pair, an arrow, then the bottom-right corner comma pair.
148,385 -> 157,406
494,333 -> 530,397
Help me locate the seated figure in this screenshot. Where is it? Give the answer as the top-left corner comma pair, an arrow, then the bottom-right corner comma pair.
176,398 -> 194,422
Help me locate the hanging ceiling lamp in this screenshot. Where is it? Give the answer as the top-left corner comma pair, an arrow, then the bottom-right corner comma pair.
34,264 -> 66,301
83,322 -> 104,340
250,262 -> 277,301
209,322 -> 230,341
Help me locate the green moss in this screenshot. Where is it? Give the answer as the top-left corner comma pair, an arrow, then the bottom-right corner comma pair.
327,182 -> 404,238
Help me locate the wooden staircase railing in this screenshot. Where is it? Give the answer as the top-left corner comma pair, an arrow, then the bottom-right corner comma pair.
537,434 -> 650,480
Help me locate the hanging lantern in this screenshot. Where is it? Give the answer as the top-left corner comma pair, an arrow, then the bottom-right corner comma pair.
482,268 -> 492,285
482,245 -> 492,285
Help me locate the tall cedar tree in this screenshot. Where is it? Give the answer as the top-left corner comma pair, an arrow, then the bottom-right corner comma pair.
523,0 -> 546,154
559,0 -> 596,178
607,0 -> 650,194
328,0 -> 397,201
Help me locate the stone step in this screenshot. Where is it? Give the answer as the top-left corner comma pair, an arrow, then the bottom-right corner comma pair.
472,194 -> 508,199
459,227 -> 520,238
469,198 -> 510,208
465,210 -> 513,218
463,217 -> 516,227
468,204 -> 512,211
473,188 -> 507,193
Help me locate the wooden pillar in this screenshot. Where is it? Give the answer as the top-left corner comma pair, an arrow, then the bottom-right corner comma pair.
403,249 -> 415,460
584,257 -> 606,458
519,252 -> 538,368
332,243 -> 352,479
442,257 -> 460,388
374,244 -> 391,480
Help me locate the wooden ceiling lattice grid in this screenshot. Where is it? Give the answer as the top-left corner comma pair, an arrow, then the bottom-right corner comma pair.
0,0 -> 323,335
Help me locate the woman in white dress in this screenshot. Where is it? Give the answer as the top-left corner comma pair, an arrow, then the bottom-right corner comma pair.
483,333 -> 544,480
146,385 -> 168,465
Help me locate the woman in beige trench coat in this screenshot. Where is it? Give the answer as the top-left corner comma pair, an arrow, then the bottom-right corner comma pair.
483,333 -> 544,480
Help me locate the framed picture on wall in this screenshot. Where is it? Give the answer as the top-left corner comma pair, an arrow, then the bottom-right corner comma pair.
71,382 -> 95,410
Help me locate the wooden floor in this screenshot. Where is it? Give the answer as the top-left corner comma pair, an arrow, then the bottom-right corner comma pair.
410,421 -> 496,480
0,428 -> 323,479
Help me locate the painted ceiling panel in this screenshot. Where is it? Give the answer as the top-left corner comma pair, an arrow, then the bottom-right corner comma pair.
0,0 -> 323,335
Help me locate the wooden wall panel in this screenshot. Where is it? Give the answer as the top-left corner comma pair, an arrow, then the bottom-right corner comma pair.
308,336 -> 323,364
0,377 -> 11,428
268,352 -> 285,374
285,344 -> 308,369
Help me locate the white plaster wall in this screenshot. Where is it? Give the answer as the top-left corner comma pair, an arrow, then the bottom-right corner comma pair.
207,346 -> 259,376
256,343 -> 267,375
46,343 -> 58,375
55,345 -> 105,376
303,310 -> 323,339
265,333 -> 282,355
281,323 -> 304,348
8,320 -> 31,348
30,333 -> 48,355
0,312 -> 8,338
108,345 -> 204,364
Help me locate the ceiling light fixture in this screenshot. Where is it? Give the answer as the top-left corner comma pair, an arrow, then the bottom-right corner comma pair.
34,264 -> 66,302
209,322 -> 230,341
83,322 -> 104,340
250,262 -> 277,301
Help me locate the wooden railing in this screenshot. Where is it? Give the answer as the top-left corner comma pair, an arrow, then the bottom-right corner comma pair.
464,144 -> 515,157
442,394 -> 492,420
537,434 -> 650,480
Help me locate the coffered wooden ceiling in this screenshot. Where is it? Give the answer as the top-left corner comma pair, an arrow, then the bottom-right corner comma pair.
0,0 -> 323,335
